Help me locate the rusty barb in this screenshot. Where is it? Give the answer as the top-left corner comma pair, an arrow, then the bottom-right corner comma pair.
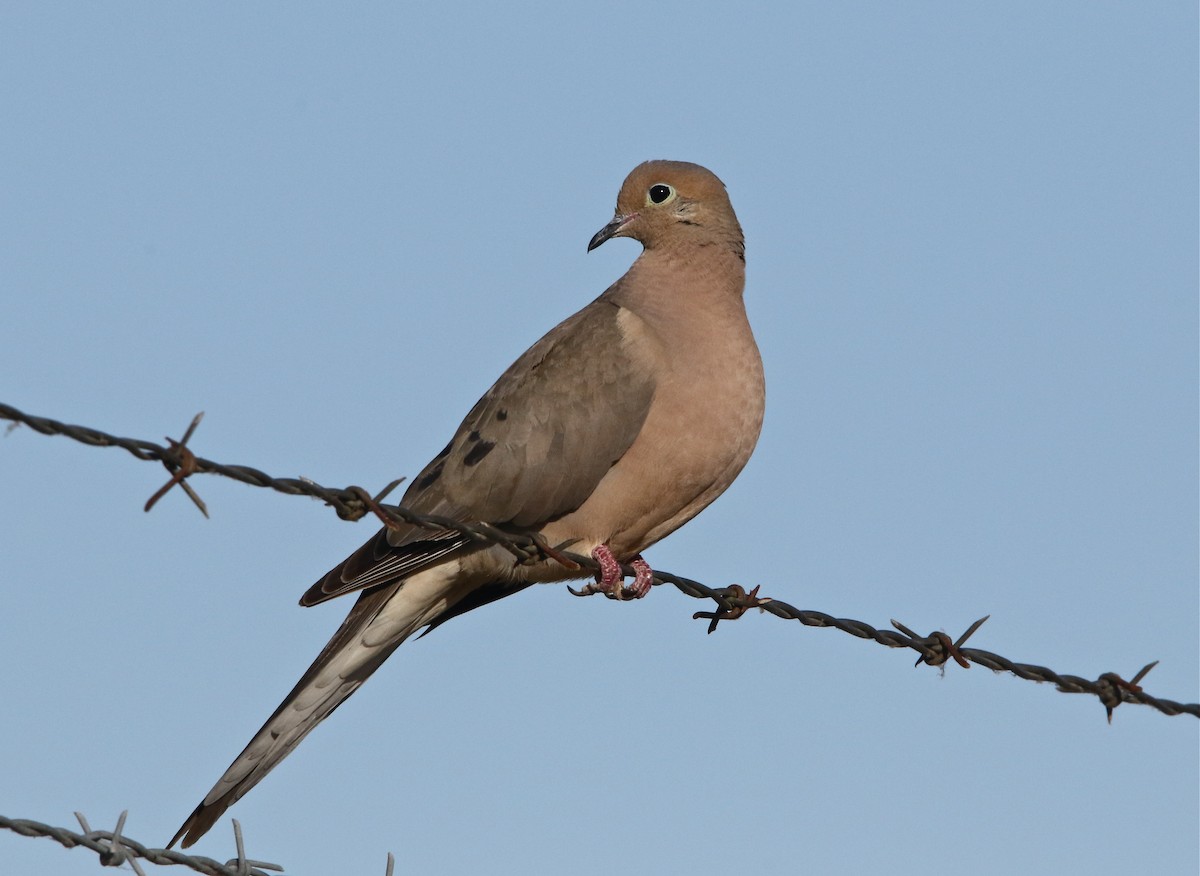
344,480 -> 408,527
1097,661 -> 1160,724
1,401 -> 1197,723
892,615 -> 991,670
693,584 -> 773,633
143,412 -> 208,517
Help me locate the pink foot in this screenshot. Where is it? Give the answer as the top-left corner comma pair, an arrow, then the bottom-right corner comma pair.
626,556 -> 654,599
568,546 -> 655,600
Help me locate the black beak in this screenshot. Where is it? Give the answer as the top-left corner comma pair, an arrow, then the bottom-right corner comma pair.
587,214 -> 631,252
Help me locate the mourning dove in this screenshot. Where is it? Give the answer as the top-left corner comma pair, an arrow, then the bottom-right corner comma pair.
169,160 -> 765,847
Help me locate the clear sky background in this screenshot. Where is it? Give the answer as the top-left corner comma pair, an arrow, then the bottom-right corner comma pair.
2,4 -> 1196,875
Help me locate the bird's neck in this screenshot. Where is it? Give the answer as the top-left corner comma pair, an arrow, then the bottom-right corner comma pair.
615,244 -> 747,317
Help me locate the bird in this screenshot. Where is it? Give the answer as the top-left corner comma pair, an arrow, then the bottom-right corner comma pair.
169,160 -> 765,848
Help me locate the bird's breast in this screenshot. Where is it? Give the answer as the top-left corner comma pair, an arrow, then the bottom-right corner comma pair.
538,297 -> 764,563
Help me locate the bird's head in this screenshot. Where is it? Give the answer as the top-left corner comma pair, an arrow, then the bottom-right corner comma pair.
588,160 -> 743,255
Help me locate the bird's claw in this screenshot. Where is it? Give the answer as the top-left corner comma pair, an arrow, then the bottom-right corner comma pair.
567,546 -> 654,599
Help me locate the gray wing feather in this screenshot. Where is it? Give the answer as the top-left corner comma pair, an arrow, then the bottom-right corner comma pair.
425,298 -> 655,527
300,298 -> 655,606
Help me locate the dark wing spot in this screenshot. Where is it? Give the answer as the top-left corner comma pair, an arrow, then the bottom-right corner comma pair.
496,408 -> 508,421
416,461 -> 444,490
432,441 -> 452,461
463,439 -> 496,466
467,430 -> 481,442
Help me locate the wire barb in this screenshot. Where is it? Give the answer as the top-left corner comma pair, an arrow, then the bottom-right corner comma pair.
345,481 -> 409,528
1,401 -> 1196,722
693,584 -> 772,633
1096,661 -> 1160,724
224,819 -> 283,876
892,615 -> 990,670
144,412 -> 209,517
75,810 -> 146,876
1,811 -> 284,875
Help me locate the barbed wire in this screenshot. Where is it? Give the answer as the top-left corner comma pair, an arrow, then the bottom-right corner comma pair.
2,401 -> 1196,721
0,811 -> 396,875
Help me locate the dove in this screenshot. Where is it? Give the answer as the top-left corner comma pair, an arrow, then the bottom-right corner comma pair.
170,160 -> 764,847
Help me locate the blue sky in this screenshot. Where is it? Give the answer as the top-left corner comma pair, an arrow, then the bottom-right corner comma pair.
2,4 -> 1196,874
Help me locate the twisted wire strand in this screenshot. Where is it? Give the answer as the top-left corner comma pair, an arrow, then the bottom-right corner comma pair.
2,401 -> 1196,720
0,813 -> 287,876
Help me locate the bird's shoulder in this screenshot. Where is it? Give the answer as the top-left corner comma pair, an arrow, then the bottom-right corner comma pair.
402,296 -> 659,529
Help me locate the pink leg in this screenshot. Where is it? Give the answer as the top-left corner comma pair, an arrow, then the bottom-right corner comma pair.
591,544 -> 623,592
570,545 -> 654,600
627,556 -> 654,599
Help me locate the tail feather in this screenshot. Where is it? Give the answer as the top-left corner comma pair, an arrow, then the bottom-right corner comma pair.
170,565 -> 461,848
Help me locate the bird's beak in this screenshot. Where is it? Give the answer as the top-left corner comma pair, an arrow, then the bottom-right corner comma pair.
587,212 -> 635,252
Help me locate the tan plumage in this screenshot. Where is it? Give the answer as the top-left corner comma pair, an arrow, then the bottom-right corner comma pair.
169,160 -> 764,848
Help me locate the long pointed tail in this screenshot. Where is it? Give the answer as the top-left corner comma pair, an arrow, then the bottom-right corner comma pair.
170,566 -> 458,848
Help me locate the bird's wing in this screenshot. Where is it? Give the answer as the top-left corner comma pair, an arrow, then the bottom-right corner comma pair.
300,297 -> 657,606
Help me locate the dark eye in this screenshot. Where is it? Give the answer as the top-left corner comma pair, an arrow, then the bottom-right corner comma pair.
648,183 -> 675,204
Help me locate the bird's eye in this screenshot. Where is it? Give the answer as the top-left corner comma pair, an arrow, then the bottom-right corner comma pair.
647,183 -> 675,205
